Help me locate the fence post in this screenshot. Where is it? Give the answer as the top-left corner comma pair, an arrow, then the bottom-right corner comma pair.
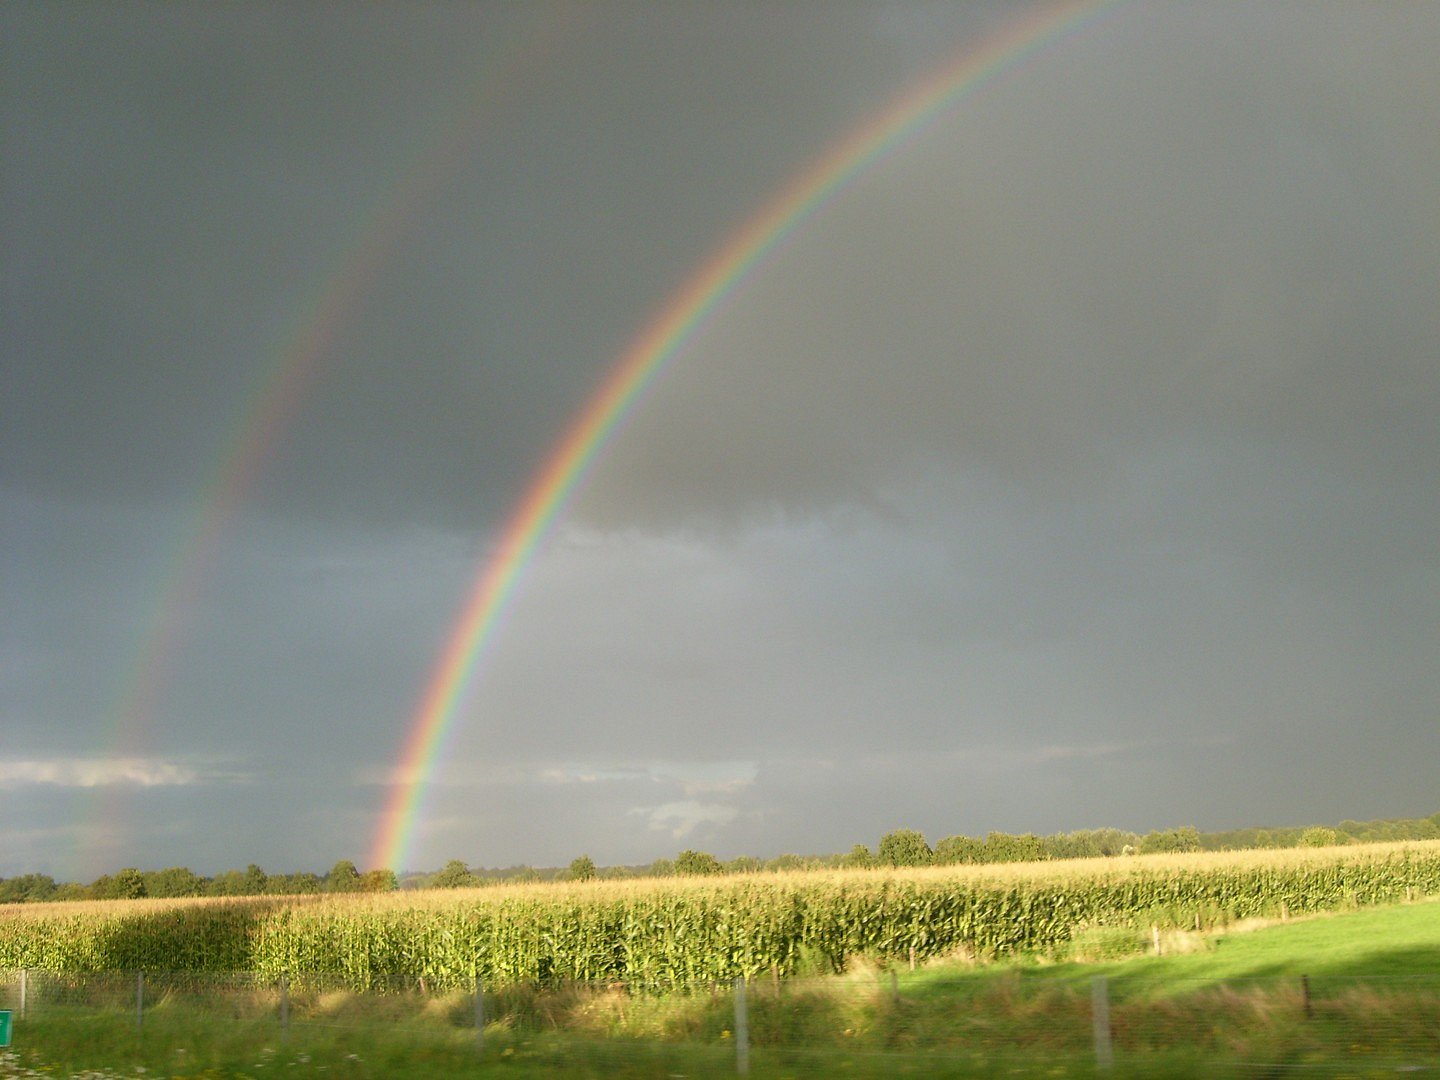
18,970 -> 25,1019
279,974 -> 289,1040
474,975 -> 484,1053
136,971 -> 145,1032
1301,974 -> 1312,1019
732,978 -> 749,1076
1091,975 -> 1112,1070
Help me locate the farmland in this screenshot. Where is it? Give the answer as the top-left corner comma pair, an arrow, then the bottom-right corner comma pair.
2,870 -> 1438,1077
2,841 -> 1437,990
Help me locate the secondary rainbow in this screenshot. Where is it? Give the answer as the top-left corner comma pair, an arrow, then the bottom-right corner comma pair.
77,14 -> 572,877
372,0 -> 1121,873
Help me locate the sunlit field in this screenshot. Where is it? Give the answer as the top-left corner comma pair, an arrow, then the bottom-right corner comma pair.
3,841 -> 1437,992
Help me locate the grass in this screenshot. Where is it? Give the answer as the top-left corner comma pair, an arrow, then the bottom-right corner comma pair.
3,898 -> 1437,1078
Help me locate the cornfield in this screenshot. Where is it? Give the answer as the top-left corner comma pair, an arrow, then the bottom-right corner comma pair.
2,842 -> 1436,992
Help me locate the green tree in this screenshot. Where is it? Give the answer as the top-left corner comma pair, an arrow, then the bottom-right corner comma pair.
878,829 -> 932,867
93,867 -> 147,900
566,855 -> 597,882
840,844 -> 876,869
431,860 -> 477,889
0,874 -> 58,904
982,832 -> 1047,863
1139,826 -> 1201,854
143,867 -> 204,898
933,835 -> 984,864
325,859 -> 362,892
360,868 -> 398,892
674,849 -> 721,876
1300,826 -> 1342,848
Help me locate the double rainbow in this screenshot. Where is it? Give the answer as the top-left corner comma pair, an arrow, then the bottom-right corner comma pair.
370,0 -> 1118,872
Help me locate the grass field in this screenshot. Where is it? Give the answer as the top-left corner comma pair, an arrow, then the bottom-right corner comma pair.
2,890 -> 1437,1077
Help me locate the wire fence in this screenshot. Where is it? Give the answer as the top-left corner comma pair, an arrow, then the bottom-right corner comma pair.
2,966 -> 1438,1075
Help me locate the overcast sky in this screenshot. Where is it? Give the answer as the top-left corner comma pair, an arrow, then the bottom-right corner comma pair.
4,1 -> 1438,880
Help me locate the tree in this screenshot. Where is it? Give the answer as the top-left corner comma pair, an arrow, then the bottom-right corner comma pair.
1139,826 -> 1201,854
431,860 -> 477,889
325,860 -> 362,892
674,849 -> 721,876
143,867 -> 204,898
1299,826 -> 1342,848
566,855 -> 597,882
981,832 -> 1046,864
933,834 -> 984,865
93,867 -> 147,900
0,874 -> 58,904
360,868 -> 398,892
840,844 -> 876,869
878,829 -> 932,868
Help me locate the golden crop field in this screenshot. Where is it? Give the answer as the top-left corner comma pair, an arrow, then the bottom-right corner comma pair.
3,841 -> 1437,991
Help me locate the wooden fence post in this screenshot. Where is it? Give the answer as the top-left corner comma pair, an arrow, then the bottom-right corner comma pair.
733,978 -> 749,1076
1091,976 -> 1112,1070
474,975 -> 485,1053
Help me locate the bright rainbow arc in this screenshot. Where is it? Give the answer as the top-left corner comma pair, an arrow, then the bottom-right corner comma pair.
371,0 -> 1119,873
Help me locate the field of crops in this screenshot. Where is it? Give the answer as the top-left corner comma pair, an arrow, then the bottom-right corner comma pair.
2,842 -> 1436,992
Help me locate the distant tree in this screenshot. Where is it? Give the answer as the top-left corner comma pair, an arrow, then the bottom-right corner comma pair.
765,854 -> 810,873
647,858 -> 675,878
933,835 -> 984,865
840,844 -> 876,869
325,860 -> 362,892
94,867 -> 147,900
982,832 -> 1046,864
360,868 -> 398,892
723,855 -> 763,875
566,855 -> 597,882
1139,826 -> 1201,854
243,864 -> 269,894
0,874 -> 58,904
143,867 -> 204,898
431,860 -> 478,889
207,870 -> 250,896
1299,827 -> 1342,848
267,872 -> 323,894
878,829 -> 932,868
674,850 -> 721,876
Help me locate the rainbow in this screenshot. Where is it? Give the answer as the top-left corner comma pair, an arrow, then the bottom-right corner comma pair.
371,0 -> 1121,872
77,11 -> 575,878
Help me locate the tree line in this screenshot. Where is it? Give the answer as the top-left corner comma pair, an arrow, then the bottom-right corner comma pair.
3,810 -> 1437,904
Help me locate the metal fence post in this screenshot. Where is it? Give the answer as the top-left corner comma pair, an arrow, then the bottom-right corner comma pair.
18,970 -> 25,1019
1091,975 -> 1112,1070
279,973 -> 289,1040
136,971 -> 145,1032
733,977 -> 749,1076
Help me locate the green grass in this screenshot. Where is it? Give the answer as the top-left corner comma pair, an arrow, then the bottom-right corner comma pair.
4,899 -> 1437,1078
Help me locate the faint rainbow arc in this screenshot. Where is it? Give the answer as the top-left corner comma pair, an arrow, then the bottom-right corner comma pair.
77,12 -> 577,877
372,0 -> 1119,873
